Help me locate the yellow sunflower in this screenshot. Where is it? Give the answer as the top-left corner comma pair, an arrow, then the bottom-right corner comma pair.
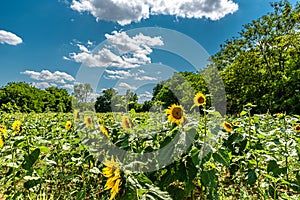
65,121 -> 72,131
84,116 -> 93,128
121,116 -> 132,131
222,122 -> 232,132
0,135 -> 4,148
100,124 -> 109,138
0,125 -> 7,138
103,157 -> 122,200
194,92 -> 206,106
166,104 -> 184,125
12,120 -> 21,134
295,125 -> 300,133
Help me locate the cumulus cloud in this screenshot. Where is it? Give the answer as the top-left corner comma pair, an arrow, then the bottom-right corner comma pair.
70,0 -> 239,25
138,91 -> 153,102
118,82 -> 137,90
21,70 -> 75,84
0,30 -> 23,45
134,75 -> 157,81
31,82 -> 58,89
69,31 -> 163,68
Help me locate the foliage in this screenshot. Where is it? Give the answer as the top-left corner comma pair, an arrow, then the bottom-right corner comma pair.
1,108 -> 300,199
0,82 -> 72,113
211,0 -> 300,114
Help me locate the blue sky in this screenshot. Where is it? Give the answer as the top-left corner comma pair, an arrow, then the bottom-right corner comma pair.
0,0 -> 297,101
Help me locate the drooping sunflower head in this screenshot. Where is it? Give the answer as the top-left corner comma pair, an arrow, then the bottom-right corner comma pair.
166,104 -> 184,125
121,116 -> 132,131
65,121 -> 72,131
295,125 -> 300,133
0,125 -> 7,137
222,122 -> 232,132
84,116 -> 93,128
103,157 -> 122,200
194,92 -> 206,106
74,109 -> 80,121
12,120 -> 21,134
100,124 -> 109,138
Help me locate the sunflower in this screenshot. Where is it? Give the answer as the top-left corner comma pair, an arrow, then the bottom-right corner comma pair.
166,104 -> 184,125
295,125 -> 300,133
12,120 -> 21,134
194,92 -> 206,106
84,116 -> 93,128
103,157 -> 122,200
0,125 -> 7,138
222,122 -> 232,132
65,121 -> 72,131
0,135 -> 3,148
121,116 -> 132,131
100,124 -> 109,138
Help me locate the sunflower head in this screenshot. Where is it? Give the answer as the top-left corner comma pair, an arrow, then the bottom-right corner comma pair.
0,135 -> 4,148
222,122 -> 232,132
84,116 -> 93,128
12,120 -> 21,134
100,124 -> 109,138
103,157 -> 122,200
74,109 -> 80,121
0,125 -> 7,138
121,116 -> 132,131
65,121 -> 72,131
166,104 -> 184,125
194,92 -> 206,106
295,125 -> 300,133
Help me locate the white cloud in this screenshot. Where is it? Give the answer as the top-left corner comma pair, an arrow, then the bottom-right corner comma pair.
69,31 -> 163,68
70,0 -> 239,25
31,82 -> 58,89
134,76 -> 157,81
21,70 -> 75,84
0,30 -> 23,45
118,82 -> 137,90
138,91 -> 153,102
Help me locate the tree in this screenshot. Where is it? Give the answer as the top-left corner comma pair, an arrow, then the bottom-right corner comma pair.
73,83 -> 93,103
211,0 -> 300,114
95,88 -> 118,113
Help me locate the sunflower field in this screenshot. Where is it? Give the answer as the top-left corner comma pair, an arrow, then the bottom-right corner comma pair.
1,99 -> 300,199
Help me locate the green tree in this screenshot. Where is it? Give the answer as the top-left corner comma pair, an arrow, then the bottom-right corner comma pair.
211,0 -> 300,114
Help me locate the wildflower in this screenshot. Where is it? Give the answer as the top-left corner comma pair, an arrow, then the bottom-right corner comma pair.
0,125 -> 7,138
12,120 -> 21,134
166,104 -> 184,125
103,157 -> 122,200
121,116 -> 132,131
194,92 -> 206,106
65,121 -> 72,131
84,116 -> 93,128
222,122 -> 232,132
295,125 -> 300,133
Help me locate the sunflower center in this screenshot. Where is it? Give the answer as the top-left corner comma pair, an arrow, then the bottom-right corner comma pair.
198,97 -> 205,104
296,126 -> 300,131
172,107 -> 183,119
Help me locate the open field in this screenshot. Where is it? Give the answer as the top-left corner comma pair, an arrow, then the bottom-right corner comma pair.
0,110 -> 300,199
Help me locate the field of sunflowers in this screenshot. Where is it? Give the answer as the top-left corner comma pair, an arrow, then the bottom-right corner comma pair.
1,94 -> 300,199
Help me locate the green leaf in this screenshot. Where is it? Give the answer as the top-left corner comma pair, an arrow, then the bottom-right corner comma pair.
200,169 -> 218,188
247,169 -> 257,185
22,148 -> 40,170
240,110 -> 248,116
213,149 -> 230,167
